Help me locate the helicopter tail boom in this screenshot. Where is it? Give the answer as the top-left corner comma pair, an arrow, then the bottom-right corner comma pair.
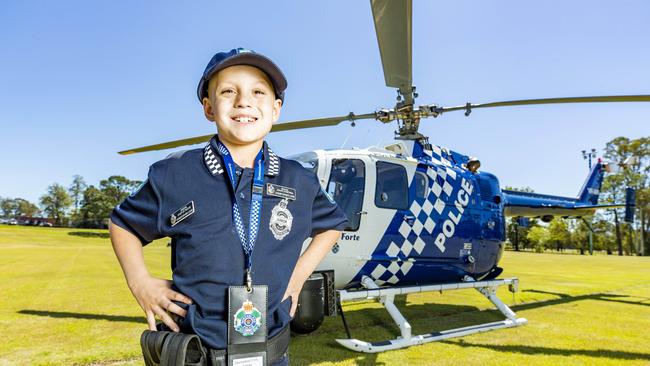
502,161 -> 610,219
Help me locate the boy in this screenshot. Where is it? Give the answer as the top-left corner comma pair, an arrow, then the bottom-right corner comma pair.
109,48 -> 347,366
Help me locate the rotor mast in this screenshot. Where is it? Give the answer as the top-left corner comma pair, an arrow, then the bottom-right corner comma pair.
393,86 -> 423,141
371,0 -> 429,145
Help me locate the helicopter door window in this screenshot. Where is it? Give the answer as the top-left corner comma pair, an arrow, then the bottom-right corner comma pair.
414,171 -> 428,199
375,161 -> 408,210
327,159 -> 365,231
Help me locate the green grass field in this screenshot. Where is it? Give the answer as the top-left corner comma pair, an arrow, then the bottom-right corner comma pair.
1,225 -> 649,366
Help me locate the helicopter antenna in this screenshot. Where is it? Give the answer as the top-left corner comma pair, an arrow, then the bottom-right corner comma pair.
339,129 -> 352,149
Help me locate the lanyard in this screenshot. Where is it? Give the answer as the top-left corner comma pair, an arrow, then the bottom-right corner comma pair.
217,141 -> 265,291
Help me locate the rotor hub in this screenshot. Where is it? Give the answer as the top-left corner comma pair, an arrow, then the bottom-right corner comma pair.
375,86 -> 441,142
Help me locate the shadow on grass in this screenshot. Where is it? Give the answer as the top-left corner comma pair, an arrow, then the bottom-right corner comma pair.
18,289 -> 649,365
443,339 -> 650,361
68,231 -> 110,239
290,295 -> 500,366
517,289 -> 650,310
18,309 -> 143,323
290,288 -> 650,365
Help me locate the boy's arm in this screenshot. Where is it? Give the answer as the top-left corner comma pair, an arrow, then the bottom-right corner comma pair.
282,229 -> 340,317
109,220 -> 192,332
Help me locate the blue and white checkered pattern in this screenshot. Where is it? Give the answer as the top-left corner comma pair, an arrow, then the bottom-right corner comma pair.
232,203 -> 250,254
370,260 -> 415,285
365,144 -> 462,286
203,145 -> 224,175
249,199 -> 261,247
267,147 -> 280,176
204,141 -> 280,177
205,139 -> 269,261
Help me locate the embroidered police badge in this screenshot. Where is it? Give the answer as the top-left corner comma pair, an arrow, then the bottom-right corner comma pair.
233,300 -> 262,337
269,198 -> 293,240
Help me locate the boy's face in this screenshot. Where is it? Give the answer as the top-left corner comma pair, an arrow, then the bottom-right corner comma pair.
202,65 -> 282,148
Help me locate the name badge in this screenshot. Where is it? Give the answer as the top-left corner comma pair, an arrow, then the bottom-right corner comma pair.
228,285 -> 268,366
170,201 -> 195,227
266,183 -> 296,201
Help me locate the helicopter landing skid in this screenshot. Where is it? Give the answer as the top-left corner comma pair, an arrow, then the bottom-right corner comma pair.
335,276 -> 527,353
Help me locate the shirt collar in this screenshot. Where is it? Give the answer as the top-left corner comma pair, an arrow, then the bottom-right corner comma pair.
203,135 -> 280,177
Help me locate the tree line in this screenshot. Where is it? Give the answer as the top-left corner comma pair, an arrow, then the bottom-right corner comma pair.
1,136 -> 647,254
507,136 -> 649,256
0,175 -> 141,228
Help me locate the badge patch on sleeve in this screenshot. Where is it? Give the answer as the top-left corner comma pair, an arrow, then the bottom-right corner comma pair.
266,183 -> 296,201
170,201 -> 195,227
269,199 -> 293,240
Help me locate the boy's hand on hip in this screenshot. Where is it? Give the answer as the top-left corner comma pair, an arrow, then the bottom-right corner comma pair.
128,274 -> 193,332
282,283 -> 303,318
281,230 -> 342,319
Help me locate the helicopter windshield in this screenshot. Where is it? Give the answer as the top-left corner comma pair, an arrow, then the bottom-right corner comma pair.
327,159 -> 365,231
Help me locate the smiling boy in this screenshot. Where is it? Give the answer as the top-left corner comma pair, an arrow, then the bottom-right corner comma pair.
109,48 -> 347,366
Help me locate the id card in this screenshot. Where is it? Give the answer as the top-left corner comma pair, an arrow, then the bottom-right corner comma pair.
231,352 -> 265,366
228,285 -> 268,366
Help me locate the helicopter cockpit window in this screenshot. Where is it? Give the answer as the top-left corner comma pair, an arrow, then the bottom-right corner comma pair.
327,159 -> 365,231
375,161 -> 408,210
414,171 -> 428,199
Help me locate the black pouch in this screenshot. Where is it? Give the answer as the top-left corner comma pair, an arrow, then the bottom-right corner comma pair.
141,329 -> 207,366
227,285 -> 268,366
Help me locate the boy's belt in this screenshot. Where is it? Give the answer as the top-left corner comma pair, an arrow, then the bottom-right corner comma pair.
140,325 -> 289,366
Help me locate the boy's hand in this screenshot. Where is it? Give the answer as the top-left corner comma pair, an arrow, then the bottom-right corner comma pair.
281,230 -> 341,319
282,283 -> 303,318
128,274 -> 193,332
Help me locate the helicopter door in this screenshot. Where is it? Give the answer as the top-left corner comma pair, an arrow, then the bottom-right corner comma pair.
373,161 -> 416,261
374,161 -> 409,211
326,158 -> 366,231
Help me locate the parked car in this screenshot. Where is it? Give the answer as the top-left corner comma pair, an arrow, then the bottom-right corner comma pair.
7,219 -> 18,225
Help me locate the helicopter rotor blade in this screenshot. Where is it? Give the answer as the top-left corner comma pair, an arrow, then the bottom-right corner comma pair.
118,134 -> 215,155
438,95 -> 650,115
370,0 -> 412,91
270,112 -> 377,132
118,112 -> 377,155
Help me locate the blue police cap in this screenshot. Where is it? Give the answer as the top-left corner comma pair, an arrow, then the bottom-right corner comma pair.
197,48 -> 287,103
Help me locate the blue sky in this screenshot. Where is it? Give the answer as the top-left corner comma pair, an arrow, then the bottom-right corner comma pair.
1,0 -> 649,203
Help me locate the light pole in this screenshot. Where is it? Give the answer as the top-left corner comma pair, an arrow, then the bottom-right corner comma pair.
582,148 -> 597,255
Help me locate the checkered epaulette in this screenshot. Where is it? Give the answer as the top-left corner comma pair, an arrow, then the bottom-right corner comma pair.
203,144 -> 224,175
267,147 -> 280,176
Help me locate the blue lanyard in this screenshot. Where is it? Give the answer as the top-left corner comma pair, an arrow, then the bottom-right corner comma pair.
217,141 -> 265,289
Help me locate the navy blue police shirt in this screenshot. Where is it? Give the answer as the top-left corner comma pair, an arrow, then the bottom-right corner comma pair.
111,135 -> 348,350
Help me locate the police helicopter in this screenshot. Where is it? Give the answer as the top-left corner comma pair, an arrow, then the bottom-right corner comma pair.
119,0 -> 645,353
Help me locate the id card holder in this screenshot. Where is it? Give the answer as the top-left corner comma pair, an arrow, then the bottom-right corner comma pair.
228,285 -> 268,366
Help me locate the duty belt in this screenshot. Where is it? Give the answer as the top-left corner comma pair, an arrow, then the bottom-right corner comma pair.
140,325 -> 289,366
